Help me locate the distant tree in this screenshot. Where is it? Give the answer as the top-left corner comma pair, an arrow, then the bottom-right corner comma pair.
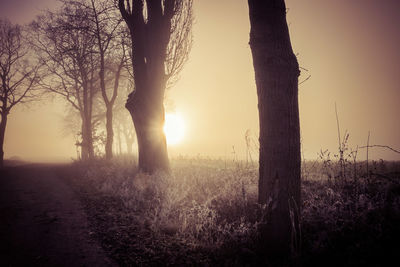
115,107 -> 136,155
121,115 -> 135,154
61,101 -> 105,159
31,1 -> 100,160
112,85 -> 136,155
118,0 -> 193,173
113,108 -> 135,155
248,0 -> 301,257
0,19 -> 41,167
88,0 -> 127,160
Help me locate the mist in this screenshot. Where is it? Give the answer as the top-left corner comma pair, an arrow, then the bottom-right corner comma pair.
1,0 -> 400,266
0,0 -> 398,163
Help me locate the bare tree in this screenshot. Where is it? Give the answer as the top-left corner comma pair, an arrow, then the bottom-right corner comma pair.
116,109 -> 136,155
113,108 -> 136,155
248,0 -> 301,257
118,0 -> 193,173
113,86 -> 136,155
88,0 -> 127,160
31,1 -> 100,160
0,19 -> 41,167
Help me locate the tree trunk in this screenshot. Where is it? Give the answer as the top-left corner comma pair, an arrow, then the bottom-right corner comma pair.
81,121 -> 89,160
118,0 -> 178,174
248,0 -> 301,258
105,106 -> 113,160
80,73 -> 95,160
122,123 -> 134,155
124,24 -> 170,174
86,118 -> 94,159
126,88 -> 169,174
0,113 -> 8,168
88,77 -> 95,160
81,116 -> 94,160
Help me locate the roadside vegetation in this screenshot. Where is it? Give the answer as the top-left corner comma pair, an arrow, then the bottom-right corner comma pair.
58,153 -> 400,266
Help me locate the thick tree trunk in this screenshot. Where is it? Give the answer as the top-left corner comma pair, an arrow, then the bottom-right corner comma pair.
126,89 -> 169,173
118,0 -> 180,173
105,106 -> 113,160
248,0 -> 301,258
0,113 -> 7,168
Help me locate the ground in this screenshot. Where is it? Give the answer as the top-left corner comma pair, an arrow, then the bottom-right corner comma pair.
0,164 -> 115,266
1,159 -> 399,266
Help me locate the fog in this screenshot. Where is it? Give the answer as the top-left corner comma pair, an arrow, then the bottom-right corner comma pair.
2,0 -> 400,162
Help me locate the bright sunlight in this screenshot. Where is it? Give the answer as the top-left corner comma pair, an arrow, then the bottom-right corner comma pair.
164,113 -> 185,145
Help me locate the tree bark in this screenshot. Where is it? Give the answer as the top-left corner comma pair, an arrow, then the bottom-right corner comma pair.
126,86 -> 169,173
0,113 -> 8,168
248,0 -> 301,258
119,0 -> 175,174
125,64 -> 169,173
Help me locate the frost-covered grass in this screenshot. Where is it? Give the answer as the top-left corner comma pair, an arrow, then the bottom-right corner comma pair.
61,155 -> 400,266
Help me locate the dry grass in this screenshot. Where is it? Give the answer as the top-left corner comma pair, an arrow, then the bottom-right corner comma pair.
59,155 -> 400,266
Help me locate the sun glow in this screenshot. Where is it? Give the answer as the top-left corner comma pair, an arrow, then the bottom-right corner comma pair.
164,113 -> 185,145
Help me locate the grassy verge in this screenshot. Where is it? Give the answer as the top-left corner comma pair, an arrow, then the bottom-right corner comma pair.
58,156 -> 400,266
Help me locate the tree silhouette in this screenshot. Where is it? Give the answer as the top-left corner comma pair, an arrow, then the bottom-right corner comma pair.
113,86 -> 136,155
88,0 -> 127,160
248,0 -> 301,257
31,2 -> 100,160
118,0 -> 193,173
0,19 -> 41,167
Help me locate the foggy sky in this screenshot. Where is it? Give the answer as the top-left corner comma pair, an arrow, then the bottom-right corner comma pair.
1,0 -> 399,162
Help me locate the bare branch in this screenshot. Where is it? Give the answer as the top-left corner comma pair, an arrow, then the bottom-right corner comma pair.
0,19 -> 42,114
359,145 -> 400,154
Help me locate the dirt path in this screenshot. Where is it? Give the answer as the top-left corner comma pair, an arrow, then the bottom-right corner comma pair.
0,164 -> 116,267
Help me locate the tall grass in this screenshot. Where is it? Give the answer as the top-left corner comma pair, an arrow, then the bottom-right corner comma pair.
73,157 -> 262,252
65,153 -> 400,265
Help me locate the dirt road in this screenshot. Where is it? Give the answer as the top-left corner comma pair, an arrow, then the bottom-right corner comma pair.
0,164 -> 115,266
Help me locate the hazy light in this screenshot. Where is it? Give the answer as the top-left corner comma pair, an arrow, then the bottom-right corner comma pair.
164,113 -> 185,145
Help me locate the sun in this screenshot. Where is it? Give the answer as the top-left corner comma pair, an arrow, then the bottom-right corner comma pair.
163,113 -> 185,145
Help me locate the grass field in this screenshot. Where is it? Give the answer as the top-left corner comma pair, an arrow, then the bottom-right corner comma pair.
58,156 -> 400,266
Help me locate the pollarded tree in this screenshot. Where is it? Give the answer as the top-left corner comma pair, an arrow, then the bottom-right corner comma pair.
248,0 -> 301,257
118,0 -> 193,173
0,19 -> 41,167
